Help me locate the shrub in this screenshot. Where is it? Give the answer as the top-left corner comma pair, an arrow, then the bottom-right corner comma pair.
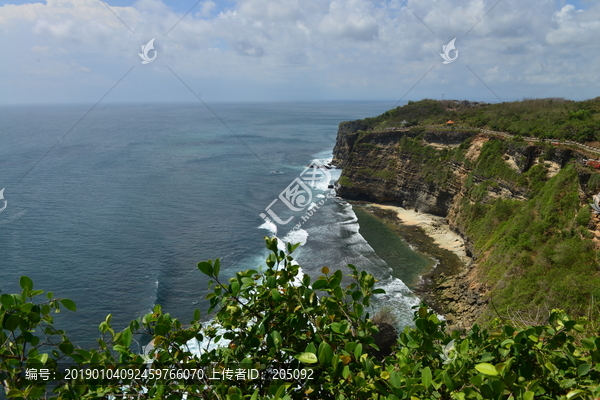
338,176 -> 354,187
2,238 -> 599,399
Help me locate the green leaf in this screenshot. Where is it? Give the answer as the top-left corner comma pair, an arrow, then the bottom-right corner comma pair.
154,323 -> 168,336
581,338 -> 596,350
390,371 -> 402,388
271,288 -> 281,301
0,294 -> 15,307
6,390 -> 24,398
354,302 -> 363,316
19,303 -> 32,313
503,325 -> 515,336
297,352 -> 318,364
59,341 -> 74,355
475,363 -> 498,376
342,365 -> 351,379
577,364 -> 590,377
460,339 -> 470,354
566,390 -> 586,399
312,279 -> 328,290
354,343 -> 363,360
443,372 -> 455,391
213,258 -> 221,276
60,299 -> 77,312
271,331 -> 282,348
421,367 -> 432,388
545,362 -> 557,374
527,334 -> 538,342
197,261 -> 213,276
20,276 -> 33,290
331,322 -> 343,333
523,391 -> 534,400
470,374 -> 484,387
194,308 -> 201,321
3,314 -> 20,331
491,380 -> 505,395
122,327 -> 132,348
35,353 -> 49,364
113,345 -> 128,354
328,277 -> 341,289
333,286 -> 343,300
319,341 -> 333,365
305,343 -> 317,354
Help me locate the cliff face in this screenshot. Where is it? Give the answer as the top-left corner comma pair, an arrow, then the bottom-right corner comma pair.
333,121 -> 600,329
334,123 -> 582,218
334,129 -> 466,216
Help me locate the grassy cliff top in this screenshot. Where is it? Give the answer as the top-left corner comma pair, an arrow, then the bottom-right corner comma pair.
345,97 -> 600,143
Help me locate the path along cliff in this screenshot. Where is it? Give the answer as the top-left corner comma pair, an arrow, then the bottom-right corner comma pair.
333,123 -> 600,330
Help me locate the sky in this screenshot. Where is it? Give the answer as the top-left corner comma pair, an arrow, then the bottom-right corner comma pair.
0,0 -> 599,105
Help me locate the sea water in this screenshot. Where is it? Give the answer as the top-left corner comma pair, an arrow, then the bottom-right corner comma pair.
0,101 -> 423,351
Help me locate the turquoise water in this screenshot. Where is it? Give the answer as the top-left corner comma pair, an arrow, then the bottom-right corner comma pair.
0,101 -> 422,350
353,207 -> 436,287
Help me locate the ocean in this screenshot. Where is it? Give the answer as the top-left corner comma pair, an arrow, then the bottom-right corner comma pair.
0,101 -> 432,350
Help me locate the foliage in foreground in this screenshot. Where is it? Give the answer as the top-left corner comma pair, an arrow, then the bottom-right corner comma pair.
1,237 -> 600,399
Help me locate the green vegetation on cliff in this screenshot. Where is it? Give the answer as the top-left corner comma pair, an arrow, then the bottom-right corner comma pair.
2,239 -> 600,399
334,99 -> 600,327
348,98 -> 600,142
461,156 -> 600,317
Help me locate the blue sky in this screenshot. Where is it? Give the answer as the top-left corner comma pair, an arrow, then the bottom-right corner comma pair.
1,0 -> 599,104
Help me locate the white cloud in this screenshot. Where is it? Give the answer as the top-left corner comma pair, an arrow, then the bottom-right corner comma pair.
1,0 -> 599,104
197,0 -> 217,18
237,0 -> 303,21
547,3 -> 600,45
318,0 -> 379,41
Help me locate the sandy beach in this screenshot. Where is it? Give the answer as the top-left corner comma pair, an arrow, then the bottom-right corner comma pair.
367,204 -> 470,264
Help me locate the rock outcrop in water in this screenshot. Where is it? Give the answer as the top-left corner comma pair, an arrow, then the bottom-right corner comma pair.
333,115 -> 600,330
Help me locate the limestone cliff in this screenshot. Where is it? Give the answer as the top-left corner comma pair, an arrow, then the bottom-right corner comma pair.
333,119 -> 600,330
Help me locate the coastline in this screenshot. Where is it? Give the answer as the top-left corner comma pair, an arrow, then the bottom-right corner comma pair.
368,203 -> 469,264
352,201 -> 466,279
351,201 -> 487,330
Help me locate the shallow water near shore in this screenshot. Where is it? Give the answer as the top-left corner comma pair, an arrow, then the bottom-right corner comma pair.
352,206 -> 436,288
